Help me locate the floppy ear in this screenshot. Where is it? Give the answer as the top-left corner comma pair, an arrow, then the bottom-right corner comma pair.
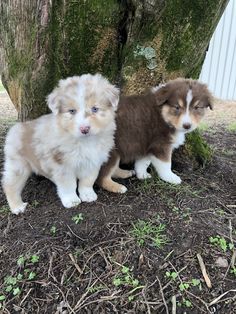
207,100 -> 213,110
104,84 -> 120,111
46,88 -> 61,114
153,85 -> 171,106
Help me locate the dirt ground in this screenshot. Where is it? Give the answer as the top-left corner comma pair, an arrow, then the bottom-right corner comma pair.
0,91 -> 235,313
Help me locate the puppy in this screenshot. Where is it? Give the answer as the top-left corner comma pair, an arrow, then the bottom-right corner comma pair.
2,74 -> 119,214
98,78 -> 213,193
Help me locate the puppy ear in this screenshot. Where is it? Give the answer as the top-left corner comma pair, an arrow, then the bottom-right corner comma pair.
207,100 -> 213,110
46,88 -> 61,114
105,84 -> 120,111
152,84 -> 171,106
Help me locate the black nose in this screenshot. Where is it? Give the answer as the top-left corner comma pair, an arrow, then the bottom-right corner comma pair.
183,123 -> 191,130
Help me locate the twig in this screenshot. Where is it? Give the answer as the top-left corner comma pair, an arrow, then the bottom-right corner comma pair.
208,290 -> 236,306
196,253 -> 212,288
47,252 -> 58,283
156,275 -> 169,314
67,224 -> 85,241
20,288 -> 33,306
171,295 -> 176,314
68,253 -> 83,274
230,250 -> 236,268
142,287 -> 151,314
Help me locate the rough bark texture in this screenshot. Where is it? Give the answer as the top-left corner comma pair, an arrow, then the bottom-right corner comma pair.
0,0 -> 229,120
0,0 -> 229,162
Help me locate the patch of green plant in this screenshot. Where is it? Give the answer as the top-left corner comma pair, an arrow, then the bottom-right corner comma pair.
186,130 -> 213,166
226,122 -> 236,133
0,253 -> 40,307
50,225 -> 57,235
230,267 -> 236,276
0,205 -> 10,214
220,148 -> 235,157
31,200 -> 40,208
130,219 -> 167,248
178,298 -> 192,308
209,235 -> 234,252
72,213 -> 84,224
165,271 -> 178,280
137,172 -> 205,203
171,206 -> 192,220
165,268 -> 202,309
112,264 -> 144,301
198,122 -> 209,132
87,284 -> 106,293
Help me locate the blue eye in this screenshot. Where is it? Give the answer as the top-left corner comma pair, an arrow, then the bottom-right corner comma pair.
68,109 -> 77,114
91,106 -> 99,113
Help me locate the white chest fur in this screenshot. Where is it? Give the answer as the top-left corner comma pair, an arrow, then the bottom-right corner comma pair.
172,132 -> 186,150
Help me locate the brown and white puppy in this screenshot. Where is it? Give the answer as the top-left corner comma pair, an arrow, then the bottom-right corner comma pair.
2,74 -> 119,214
98,78 -> 213,193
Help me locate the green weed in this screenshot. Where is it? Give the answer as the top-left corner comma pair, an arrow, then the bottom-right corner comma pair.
130,219 -> 167,248
0,205 -> 10,214
226,122 -> 236,133
230,267 -> 236,276
50,225 -> 57,235
209,235 -> 234,252
0,253 -> 40,308
72,213 -> 84,224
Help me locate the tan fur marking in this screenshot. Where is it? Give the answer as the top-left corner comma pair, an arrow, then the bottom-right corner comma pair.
53,151 -> 64,164
100,177 -> 126,193
113,168 -> 134,179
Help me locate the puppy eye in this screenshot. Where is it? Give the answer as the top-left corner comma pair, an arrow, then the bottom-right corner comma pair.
68,109 -> 77,114
174,104 -> 180,110
91,106 -> 99,113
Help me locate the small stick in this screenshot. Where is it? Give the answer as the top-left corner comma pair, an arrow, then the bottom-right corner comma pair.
209,289 -> 236,306
171,295 -> 176,314
230,250 -> 236,268
156,275 -> 169,314
69,253 -> 83,274
197,253 -> 212,288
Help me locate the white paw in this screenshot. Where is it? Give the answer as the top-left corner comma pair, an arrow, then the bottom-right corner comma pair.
119,185 -> 127,193
79,188 -> 97,203
60,194 -> 81,208
136,171 -> 152,180
161,172 -> 181,184
11,202 -> 28,215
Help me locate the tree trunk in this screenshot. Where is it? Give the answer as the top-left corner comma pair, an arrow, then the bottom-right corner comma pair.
0,0 -> 229,161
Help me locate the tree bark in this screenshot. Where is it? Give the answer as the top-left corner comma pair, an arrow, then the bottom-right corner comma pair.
0,0 -> 229,162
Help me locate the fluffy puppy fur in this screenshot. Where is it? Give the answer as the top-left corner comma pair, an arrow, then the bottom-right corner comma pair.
98,78 -> 213,193
2,74 -> 119,214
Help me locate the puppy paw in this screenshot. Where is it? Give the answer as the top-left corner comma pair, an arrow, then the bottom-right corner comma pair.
136,171 -> 152,180
60,194 -> 81,208
161,172 -> 181,184
11,202 -> 28,215
79,188 -> 97,203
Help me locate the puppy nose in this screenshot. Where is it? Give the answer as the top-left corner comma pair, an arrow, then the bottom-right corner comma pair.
183,123 -> 191,130
80,126 -> 90,134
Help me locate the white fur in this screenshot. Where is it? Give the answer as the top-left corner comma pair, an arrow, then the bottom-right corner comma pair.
172,131 -> 186,149
179,88 -> 193,131
150,156 -> 181,184
135,157 -> 152,179
2,74 -> 119,214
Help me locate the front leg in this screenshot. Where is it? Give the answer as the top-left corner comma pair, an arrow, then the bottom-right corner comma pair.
150,145 -> 181,184
78,169 -> 99,202
135,156 -> 151,179
53,172 -> 81,208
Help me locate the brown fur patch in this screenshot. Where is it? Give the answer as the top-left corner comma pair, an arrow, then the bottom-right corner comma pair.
53,151 -> 64,164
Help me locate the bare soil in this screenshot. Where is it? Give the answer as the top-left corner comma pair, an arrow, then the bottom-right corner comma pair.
0,91 -> 236,313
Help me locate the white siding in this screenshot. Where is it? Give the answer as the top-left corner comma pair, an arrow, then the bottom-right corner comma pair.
199,0 -> 236,100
